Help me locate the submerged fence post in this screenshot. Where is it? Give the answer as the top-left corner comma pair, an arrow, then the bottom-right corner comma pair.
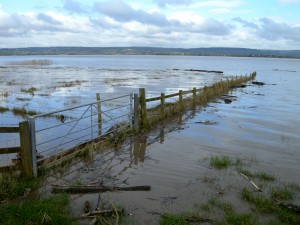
96,93 -> 102,136
19,120 -> 37,178
133,93 -> 139,131
139,88 -> 148,129
160,93 -> 165,118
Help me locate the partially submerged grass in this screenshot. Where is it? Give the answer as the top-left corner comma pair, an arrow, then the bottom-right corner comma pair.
242,188 -> 300,224
159,154 -> 299,225
57,80 -> 88,88
16,97 -> 31,101
12,107 -> 39,117
237,168 -> 276,182
8,59 -> 53,66
210,155 -> 232,169
21,87 -> 38,95
0,106 -> 9,113
0,92 -> 9,98
6,80 -> 17,85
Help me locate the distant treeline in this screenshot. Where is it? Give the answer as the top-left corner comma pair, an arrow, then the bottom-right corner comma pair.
0,47 -> 300,58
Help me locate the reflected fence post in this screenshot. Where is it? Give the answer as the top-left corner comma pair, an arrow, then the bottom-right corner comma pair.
96,93 -> 102,136
133,93 -> 139,131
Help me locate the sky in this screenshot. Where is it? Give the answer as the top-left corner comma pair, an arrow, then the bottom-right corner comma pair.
0,0 -> 299,49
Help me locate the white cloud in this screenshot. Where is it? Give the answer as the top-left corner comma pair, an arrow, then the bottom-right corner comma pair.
0,1 -> 299,50
279,0 -> 300,3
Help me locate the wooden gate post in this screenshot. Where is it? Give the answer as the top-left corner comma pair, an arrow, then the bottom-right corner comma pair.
19,121 -> 35,178
139,88 -> 148,128
96,93 -> 102,136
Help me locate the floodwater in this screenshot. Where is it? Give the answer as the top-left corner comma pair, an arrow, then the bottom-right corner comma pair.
1,55 -> 300,224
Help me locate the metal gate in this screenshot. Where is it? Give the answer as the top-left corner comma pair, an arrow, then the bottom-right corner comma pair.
27,94 -> 133,164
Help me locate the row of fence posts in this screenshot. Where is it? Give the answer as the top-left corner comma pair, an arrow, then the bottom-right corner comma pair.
4,73 -> 256,178
1,88 -> 189,178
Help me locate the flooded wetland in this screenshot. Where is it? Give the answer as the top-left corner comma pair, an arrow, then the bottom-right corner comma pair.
1,55 -> 300,224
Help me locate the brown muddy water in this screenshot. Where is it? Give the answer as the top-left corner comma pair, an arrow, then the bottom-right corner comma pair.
1,56 -> 300,224
39,61 -> 300,224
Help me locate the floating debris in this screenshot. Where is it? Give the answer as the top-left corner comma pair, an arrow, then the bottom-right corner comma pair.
252,81 -> 266,86
195,120 -> 218,125
273,69 -> 296,73
185,69 -> 223,74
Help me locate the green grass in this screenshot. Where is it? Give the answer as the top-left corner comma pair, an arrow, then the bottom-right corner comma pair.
11,107 -> 39,117
160,214 -> 188,225
210,155 -> 232,169
21,87 -> 38,95
0,174 -> 40,201
241,188 -> 300,224
158,154 -> 299,225
271,187 -> 294,201
237,168 -> 276,182
0,106 -> 9,113
0,194 -> 79,225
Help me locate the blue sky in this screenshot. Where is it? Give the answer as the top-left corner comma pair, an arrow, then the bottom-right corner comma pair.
0,0 -> 299,49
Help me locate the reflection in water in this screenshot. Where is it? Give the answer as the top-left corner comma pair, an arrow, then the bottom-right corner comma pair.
159,128 -> 165,144
132,138 -> 146,165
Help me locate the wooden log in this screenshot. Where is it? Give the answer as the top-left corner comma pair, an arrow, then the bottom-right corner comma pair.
81,209 -> 124,218
51,185 -> 151,194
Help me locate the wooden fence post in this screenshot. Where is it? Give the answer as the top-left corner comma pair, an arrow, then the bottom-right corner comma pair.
179,90 -> 183,109
160,93 -> 165,118
96,93 -> 102,136
133,93 -> 139,131
19,121 -> 34,178
139,88 -> 148,128
193,87 -> 196,105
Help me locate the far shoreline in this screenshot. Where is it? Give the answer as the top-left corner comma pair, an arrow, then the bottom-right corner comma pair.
0,46 -> 300,59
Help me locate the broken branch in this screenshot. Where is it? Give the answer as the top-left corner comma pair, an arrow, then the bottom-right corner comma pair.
239,172 -> 262,192
52,184 -> 151,194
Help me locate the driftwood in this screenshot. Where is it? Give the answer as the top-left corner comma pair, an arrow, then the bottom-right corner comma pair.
274,199 -> 300,214
252,81 -> 265,86
239,173 -> 262,192
161,214 -> 213,223
52,184 -> 151,194
186,69 -> 223,74
81,209 -> 124,218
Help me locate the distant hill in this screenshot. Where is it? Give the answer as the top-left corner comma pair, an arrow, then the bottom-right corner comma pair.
0,47 -> 299,58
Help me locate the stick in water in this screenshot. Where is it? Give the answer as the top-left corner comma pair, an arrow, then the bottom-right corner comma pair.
239,173 -> 262,192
